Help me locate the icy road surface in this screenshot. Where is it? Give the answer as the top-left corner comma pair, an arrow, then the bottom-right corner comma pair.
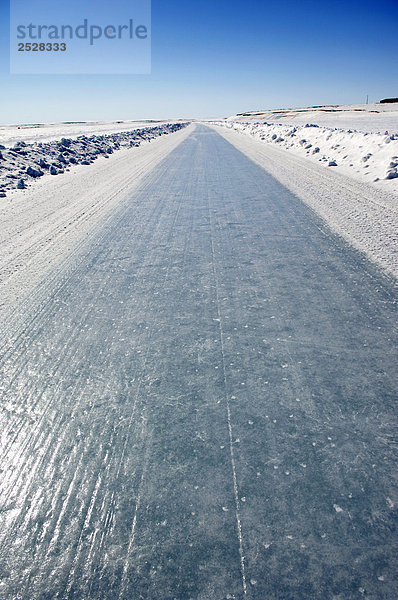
0,126 -> 397,600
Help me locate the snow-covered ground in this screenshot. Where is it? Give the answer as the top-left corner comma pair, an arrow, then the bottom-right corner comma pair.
211,124 -> 398,279
0,124 -> 194,324
229,102 -> 398,134
0,120 -> 174,146
210,119 -> 398,189
0,122 -> 189,196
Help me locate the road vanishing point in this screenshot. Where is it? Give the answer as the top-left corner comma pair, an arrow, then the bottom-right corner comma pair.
0,126 -> 397,600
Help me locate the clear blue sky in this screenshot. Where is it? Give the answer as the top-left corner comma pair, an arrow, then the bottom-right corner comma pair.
0,0 -> 397,124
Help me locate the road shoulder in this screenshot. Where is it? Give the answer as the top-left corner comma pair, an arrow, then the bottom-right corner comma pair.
210,124 -> 398,280
0,124 -> 194,324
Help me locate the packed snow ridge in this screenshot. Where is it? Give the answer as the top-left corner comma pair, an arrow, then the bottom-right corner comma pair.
0,122 -> 189,197
210,120 -> 398,186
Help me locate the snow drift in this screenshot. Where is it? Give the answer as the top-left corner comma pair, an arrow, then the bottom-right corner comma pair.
210,120 -> 398,186
0,122 -> 189,197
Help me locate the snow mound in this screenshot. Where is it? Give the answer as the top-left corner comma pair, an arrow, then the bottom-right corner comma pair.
209,120 -> 398,187
0,123 -> 189,197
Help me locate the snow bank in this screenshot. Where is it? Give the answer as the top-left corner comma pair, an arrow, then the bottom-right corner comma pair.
210,120 -> 398,188
0,123 -> 189,197
0,120 -> 174,146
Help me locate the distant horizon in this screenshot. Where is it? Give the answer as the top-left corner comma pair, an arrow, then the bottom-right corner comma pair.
1,99 -> 397,127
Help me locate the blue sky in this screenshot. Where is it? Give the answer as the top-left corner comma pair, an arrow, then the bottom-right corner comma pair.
0,0 -> 397,124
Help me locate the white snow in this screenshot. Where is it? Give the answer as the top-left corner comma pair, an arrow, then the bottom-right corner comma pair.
211,124 -> 398,279
228,102 -> 398,134
0,124 -> 193,326
0,122 -> 188,196
0,120 -> 176,147
209,120 -> 398,188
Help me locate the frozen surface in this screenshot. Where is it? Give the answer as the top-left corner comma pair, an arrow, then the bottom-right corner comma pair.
228,103 -> 398,134
0,126 -> 397,599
